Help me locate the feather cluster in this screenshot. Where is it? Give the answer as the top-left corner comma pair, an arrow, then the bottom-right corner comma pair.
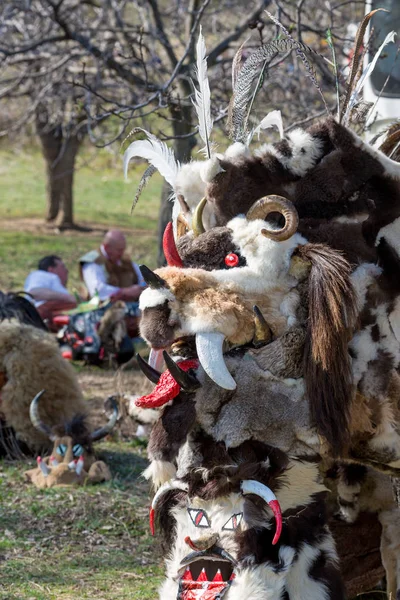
229,38 -> 317,142
123,128 -> 180,190
192,27 -> 213,158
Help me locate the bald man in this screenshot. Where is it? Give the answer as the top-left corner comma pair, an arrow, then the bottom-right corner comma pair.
79,230 -> 146,302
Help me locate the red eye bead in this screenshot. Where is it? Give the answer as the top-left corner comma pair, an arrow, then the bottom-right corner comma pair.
225,253 -> 239,268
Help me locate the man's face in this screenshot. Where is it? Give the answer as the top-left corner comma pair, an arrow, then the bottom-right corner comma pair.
50,259 -> 68,286
104,240 -> 126,263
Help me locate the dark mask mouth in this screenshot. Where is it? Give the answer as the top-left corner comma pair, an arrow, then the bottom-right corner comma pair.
178,556 -> 235,582
177,555 -> 235,600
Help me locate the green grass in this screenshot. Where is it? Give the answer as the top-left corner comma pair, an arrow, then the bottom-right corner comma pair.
0,441 -> 164,600
0,147 -> 162,291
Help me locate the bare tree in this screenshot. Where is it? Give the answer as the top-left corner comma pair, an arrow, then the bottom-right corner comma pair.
0,0 -> 271,231
0,0 -> 364,238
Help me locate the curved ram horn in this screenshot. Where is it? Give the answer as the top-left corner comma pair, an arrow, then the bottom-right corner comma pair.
240,479 -> 282,545
150,479 -> 188,535
137,353 -> 161,384
162,222 -> 183,268
29,390 -> 56,441
90,396 -> 119,442
192,197 -> 207,237
246,195 -> 299,242
162,351 -> 200,392
253,305 -> 272,348
139,265 -> 168,289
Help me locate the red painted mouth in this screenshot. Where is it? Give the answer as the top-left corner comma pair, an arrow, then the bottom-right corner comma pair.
177,559 -> 235,600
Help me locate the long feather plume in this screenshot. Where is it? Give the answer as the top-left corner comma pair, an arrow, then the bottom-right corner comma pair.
232,38 -> 248,90
229,38 -> 324,142
266,11 -> 329,114
192,27 -> 213,158
123,128 -> 179,189
131,164 -> 157,214
340,8 -> 387,123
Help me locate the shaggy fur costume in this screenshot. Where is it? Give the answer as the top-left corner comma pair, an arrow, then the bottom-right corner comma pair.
0,320 -> 86,450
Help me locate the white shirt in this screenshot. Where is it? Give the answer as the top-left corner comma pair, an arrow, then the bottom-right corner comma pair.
81,246 -> 145,300
24,270 -> 70,307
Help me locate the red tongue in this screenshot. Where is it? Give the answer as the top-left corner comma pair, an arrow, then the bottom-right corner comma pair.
135,359 -> 199,409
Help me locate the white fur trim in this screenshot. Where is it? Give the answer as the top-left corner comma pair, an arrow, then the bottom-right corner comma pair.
142,461 -> 177,489
139,287 -> 175,310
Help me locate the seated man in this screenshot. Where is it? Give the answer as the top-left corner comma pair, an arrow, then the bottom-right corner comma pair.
24,255 -> 77,326
79,230 -> 146,337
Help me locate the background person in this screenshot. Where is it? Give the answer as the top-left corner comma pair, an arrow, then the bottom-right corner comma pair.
79,229 -> 145,302
79,230 -> 146,338
24,255 -> 77,325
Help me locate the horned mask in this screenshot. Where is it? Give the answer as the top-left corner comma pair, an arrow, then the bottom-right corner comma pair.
24,390 -> 118,488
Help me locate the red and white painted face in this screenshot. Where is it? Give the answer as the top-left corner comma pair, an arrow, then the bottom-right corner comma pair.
169,494 -> 244,600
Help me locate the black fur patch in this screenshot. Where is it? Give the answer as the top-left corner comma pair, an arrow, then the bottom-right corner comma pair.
177,227 -> 246,271
0,291 -> 47,330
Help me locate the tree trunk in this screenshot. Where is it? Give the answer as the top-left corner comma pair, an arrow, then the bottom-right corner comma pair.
36,122 -> 83,229
157,82 -> 194,266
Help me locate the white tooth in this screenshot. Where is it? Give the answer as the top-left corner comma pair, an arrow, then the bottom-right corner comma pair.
149,349 -> 165,371
195,332 -> 236,390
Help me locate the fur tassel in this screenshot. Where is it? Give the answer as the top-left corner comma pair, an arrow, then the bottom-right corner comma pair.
192,27 -> 213,158
123,128 -> 179,189
300,244 -> 358,457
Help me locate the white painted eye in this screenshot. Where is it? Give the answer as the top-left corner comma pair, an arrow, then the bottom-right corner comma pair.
222,513 -> 243,531
188,508 -> 211,528
57,444 -> 67,456
72,444 -> 84,457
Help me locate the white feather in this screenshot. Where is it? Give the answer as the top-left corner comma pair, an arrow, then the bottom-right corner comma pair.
252,110 -> 284,141
192,27 -> 213,158
346,31 -> 396,117
123,129 -> 180,189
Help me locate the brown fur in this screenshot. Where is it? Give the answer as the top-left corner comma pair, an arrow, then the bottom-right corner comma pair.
0,320 -> 86,450
298,244 -> 358,456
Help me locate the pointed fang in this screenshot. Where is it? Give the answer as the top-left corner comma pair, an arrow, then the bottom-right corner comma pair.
182,567 -> 193,581
213,569 -> 224,582
37,456 -> 49,476
197,568 -> 208,582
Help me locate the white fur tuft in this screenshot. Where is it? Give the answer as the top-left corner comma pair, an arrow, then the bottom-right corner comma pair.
143,460 -> 177,489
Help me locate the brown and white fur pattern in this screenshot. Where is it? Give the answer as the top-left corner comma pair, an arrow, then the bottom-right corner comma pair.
332,464 -> 400,600
154,439 -> 344,600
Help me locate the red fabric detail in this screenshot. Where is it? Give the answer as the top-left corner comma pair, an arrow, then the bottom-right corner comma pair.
61,349 -> 73,360
224,253 -> 239,268
178,580 -> 230,600
52,315 -> 70,326
269,499 -> 283,545
163,222 -> 183,268
135,359 -> 199,409
149,507 -> 155,535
